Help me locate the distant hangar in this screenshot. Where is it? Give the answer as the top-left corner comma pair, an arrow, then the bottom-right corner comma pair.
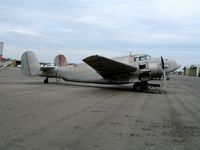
183,65 -> 200,77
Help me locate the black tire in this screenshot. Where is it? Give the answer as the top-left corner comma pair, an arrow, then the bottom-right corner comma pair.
44,78 -> 49,84
133,82 -> 143,92
133,82 -> 148,92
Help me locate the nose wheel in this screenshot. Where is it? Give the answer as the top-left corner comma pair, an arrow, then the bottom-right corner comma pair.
133,81 -> 148,92
44,77 -> 49,84
166,75 -> 170,80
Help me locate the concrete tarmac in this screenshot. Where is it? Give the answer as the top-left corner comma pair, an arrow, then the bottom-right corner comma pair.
0,68 -> 200,150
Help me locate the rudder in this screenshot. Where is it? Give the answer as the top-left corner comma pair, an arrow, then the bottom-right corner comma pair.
54,54 -> 68,66
21,51 -> 40,76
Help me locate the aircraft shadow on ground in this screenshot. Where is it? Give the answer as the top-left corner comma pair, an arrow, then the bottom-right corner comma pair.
20,80 -> 161,94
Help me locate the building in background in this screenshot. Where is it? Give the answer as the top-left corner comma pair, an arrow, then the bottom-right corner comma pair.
0,42 -> 4,62
183,65 -> 200,77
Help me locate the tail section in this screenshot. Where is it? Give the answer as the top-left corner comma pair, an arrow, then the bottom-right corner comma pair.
21,51 -> 40,76
54,54 -> 68,66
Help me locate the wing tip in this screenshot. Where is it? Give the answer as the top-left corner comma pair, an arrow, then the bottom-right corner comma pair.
83,55 -> 100,62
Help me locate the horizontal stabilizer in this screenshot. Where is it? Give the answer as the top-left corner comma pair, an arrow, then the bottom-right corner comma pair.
83,55 -> 137,79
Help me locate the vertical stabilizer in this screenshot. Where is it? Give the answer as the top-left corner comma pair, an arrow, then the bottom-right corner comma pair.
54,54 -> 68,66
21,51 -> 40,76
0,42 -> 4,62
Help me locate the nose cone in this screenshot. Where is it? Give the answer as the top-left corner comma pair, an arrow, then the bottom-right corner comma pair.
177,63 -> 181,70
172,60 -> 181,71
165,59 -> 181,73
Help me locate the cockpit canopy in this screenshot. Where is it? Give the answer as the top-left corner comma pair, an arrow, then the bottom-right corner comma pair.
134,55 -> 152,62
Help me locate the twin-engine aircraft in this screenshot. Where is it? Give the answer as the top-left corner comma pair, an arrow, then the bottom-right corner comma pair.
21,51 -> 181,92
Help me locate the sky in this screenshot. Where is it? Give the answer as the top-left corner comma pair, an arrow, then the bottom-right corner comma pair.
0,0 -> 200,66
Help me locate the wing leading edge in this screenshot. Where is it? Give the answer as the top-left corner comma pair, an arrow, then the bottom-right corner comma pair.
83,55 -> 137,79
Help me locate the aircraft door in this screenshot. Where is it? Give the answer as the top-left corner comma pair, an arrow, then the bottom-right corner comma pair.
138,56 -> 149,70
139,62 -> 147,69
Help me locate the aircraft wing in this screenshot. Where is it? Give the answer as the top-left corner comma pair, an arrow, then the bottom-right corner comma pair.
83,55 -> 137,79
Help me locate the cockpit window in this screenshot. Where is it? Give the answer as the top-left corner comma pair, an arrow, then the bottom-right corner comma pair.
134,55 -> 152,62
139,56 -> 146,61
145,55 -> 151,59
139,55 -> 151,61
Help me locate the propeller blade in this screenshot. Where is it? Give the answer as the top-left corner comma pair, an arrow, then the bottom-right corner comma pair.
161,56 -> 165,70
163,69 -> 166,80
161,56 -> 166,80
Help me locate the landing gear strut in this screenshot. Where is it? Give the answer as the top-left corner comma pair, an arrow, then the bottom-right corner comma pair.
133,81 -> 148,92
44,77 -> 49,84
166,75 -> 170,80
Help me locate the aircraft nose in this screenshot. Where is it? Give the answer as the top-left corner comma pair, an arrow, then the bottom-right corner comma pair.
178,63 -> 181,69
175,61 -> 181,70
169,59 -> 181,71
163,59 -> 181,73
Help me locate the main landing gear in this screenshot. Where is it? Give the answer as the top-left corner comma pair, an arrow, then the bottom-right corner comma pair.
166,75 -> 170,80
133,81 -> 148,92
43,76 -> 60,84
133,81 -> 161,93
44,77 -> 49,84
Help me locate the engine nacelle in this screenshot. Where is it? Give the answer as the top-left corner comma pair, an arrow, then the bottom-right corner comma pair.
148,62 -> 163,77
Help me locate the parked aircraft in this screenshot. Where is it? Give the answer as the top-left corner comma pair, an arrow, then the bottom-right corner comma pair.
0,60 -> 13,71
21,51 -> 181,92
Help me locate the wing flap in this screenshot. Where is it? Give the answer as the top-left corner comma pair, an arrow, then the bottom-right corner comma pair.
83,55 -> 137,79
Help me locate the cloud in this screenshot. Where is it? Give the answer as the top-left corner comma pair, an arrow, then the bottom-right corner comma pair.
0,0 -> 200,66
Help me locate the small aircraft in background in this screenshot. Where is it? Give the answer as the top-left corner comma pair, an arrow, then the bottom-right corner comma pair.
21,51 -> 181,92
0,60 -> 13,71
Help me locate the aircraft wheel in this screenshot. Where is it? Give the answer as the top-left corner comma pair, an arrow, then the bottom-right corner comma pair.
44,78 -> 49,84
133,82 -> 148,92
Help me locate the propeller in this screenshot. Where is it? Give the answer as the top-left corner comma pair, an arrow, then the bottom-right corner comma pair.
161,56 -> 166,80
161,56 -> 165,70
